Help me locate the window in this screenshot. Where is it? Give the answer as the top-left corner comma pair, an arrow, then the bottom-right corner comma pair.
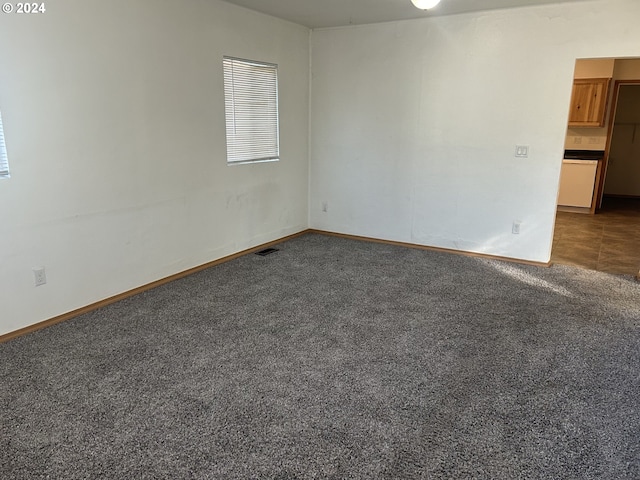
0,110 -> 9,178
223,56 -> 279,165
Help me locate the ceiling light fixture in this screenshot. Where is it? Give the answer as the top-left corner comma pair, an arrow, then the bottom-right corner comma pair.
411,0 -> 441,9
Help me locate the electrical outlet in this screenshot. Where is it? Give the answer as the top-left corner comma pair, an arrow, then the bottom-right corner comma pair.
574,137 -> 582,145
33,267 -> 46,286
512,221 -> 521,235
588,137 -> 599,144
515,145 -> 529,158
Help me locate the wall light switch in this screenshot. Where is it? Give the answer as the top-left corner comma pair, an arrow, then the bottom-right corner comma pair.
515,145 -> 529,158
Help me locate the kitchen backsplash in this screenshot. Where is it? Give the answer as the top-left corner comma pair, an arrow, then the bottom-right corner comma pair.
565,128 -> 608,150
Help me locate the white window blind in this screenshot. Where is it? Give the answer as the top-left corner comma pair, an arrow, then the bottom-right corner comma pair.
0,111 -> 9,178
223,56 -> 279,165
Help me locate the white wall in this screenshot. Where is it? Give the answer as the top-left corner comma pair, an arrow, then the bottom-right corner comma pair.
614,58 -> 640,79
0,0 -> 310,336
573,58 -> 615,79
310,0 -> 640,262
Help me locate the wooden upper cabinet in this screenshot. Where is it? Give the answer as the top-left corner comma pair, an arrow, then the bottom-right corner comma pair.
568,78 -> 611,127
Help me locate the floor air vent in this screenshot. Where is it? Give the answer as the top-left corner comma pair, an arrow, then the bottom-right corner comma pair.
255,248 -> 279,256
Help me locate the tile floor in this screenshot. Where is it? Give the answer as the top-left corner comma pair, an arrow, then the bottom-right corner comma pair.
552,197 -> 640,276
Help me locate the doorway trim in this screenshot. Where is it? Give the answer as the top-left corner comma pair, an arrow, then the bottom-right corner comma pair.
595,79 -> 640,210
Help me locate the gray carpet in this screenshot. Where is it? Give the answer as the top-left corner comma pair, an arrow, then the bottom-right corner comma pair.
1,233 -> 639,479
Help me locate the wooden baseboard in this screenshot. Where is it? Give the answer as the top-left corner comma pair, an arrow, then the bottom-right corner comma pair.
2,228 -> 550,343
0,230 -> 310,344
557,205 -> 592,214
308,229 -> 551,268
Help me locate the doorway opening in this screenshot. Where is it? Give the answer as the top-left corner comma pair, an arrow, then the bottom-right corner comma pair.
601,83 -> 640,200
552,58 -> 640,277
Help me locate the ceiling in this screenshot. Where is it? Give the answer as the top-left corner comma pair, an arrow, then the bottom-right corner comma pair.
220,0 -> 590,29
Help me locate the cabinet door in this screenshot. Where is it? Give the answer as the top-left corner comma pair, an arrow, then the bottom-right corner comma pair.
568,78 -> 610,127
